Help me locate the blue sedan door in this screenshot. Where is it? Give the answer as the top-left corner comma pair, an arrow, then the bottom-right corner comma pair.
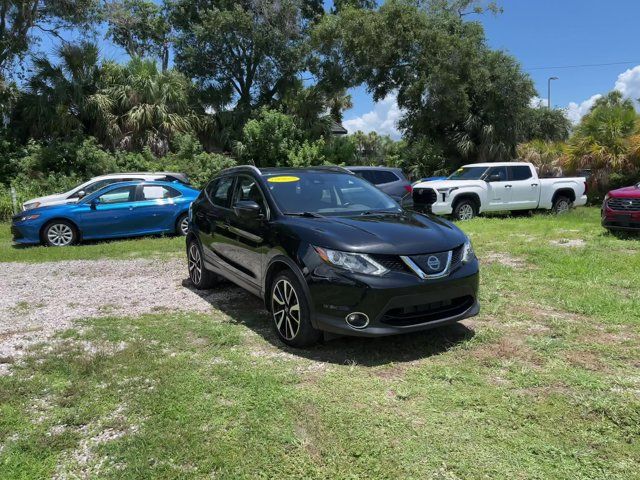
132,185 -> 182,233
78,185 -> 140,238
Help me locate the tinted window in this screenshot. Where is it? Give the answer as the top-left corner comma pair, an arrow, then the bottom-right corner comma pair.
234,176 -> 267,215
211,176 -> 234,208
97,186 -> 136,204
264,172 -> 398,216
487,166 -> 508,182
354,170 -> 377,183
509,166 -> 533,181
141,185 -> 180,200
373,170 -> 399,184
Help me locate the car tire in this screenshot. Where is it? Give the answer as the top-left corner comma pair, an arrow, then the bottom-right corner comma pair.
42,220 -> 77,247
176,213 -> 189,236
187,239 -> 217,289
270,270 -> 321,348
552,196 -> 572,214
452,199 -> 478,221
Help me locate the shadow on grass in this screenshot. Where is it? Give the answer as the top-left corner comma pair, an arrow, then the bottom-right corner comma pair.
183,279 -> 475,367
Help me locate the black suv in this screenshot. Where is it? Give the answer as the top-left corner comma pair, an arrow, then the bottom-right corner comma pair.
187,166 -> 479,347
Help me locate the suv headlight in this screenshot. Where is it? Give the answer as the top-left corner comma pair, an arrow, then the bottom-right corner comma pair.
437,187 -> 458,200
23,202 -> 40,210
314,247 -> 389,276
462,238 -> 475,263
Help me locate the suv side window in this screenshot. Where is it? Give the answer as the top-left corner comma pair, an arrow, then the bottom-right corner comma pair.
374,170 -> 399,184
211,176 -> 234,208
487,166 -> 508,182
354,170 -> 377,184
509,166 -> 533,181
234,175 -> 268,216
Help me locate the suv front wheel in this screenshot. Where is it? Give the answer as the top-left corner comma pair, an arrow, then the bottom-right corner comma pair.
187,240 -> 218,289
270,271 -> 321,347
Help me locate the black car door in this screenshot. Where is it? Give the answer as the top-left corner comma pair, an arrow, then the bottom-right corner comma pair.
226,174 -> 270,287
194,175 -> 237,269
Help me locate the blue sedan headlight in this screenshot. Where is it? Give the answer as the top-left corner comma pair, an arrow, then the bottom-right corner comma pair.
17,214 -> 40,222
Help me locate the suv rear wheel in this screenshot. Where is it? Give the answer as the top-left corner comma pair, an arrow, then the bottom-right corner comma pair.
187,239 -> 217,289
270,270 -> 321,347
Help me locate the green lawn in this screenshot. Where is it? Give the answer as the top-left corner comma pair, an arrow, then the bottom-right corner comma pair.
1,207 -> 639,479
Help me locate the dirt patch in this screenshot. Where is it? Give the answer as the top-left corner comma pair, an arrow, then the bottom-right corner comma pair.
471,336 -> 543,367
481,252 -> 528,269
564,350 -> 608,372
550,239 -> 586,248
0,258 -> 245,371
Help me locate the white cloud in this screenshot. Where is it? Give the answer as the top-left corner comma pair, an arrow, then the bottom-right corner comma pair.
566,94 -> 602,124
343,93 -> 403,139
614,65 -> 640,101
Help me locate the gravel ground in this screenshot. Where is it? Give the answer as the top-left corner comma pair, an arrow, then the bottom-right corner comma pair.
0,258 -> 244,372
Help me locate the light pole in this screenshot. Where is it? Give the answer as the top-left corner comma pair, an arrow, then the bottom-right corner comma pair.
548,76 -> 558,108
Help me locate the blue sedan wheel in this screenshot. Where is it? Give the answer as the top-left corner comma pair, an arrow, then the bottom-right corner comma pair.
43,221 -> 77,247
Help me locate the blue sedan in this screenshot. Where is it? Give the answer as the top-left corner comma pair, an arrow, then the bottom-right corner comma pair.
11,181 -> 200,246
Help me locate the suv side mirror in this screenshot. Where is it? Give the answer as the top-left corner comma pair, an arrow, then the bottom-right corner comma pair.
487,174 -> 502,182
76,190 -> 86,199
233,200 -> 262,218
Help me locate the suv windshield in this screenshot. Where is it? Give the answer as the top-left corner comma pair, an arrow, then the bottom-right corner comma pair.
264,171 -> 399,216
448,167 -> 489,180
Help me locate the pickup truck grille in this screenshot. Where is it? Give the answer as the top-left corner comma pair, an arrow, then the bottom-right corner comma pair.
413,187 -> 437,206
607,197 -> 640,212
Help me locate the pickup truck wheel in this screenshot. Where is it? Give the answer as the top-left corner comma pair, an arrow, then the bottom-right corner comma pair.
453,199 -> 477,221
552,196 -> 572,215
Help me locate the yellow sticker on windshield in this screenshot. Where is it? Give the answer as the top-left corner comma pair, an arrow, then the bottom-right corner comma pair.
268,176 -> 300,183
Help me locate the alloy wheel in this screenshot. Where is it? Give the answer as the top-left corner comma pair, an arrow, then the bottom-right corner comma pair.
47,223 -> 73,246
180,216 -> 189,235
271,279 -> 301,340
188,243 -> 202,285
458,204 -> 474,220
556,200 -> 570,214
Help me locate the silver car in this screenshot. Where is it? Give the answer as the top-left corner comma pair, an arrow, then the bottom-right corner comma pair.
22,172 -> 190,211
346,166 -> 413,205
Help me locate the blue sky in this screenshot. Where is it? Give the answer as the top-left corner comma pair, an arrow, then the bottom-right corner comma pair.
343,0 -> 640,137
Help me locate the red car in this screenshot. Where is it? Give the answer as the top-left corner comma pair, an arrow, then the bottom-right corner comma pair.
602,182 -> 640,232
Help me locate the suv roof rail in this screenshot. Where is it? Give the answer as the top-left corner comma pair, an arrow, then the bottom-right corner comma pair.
219,165 -> 263,176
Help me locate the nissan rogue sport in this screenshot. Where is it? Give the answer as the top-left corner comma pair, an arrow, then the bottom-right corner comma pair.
186,166 -> 479,347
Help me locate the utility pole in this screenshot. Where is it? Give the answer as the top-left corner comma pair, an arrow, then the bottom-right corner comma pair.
548,77 -> 558,108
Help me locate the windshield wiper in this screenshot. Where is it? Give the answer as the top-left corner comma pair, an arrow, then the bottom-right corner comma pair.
285,211 -> 325,218
360,209 -> 401,216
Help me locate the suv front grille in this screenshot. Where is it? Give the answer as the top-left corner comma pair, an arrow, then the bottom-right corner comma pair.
372,244 -> 465,277
381,296 -> 474,326
608,197 -> 640,212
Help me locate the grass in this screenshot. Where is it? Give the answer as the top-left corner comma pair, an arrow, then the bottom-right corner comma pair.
1,207 -> 639,479
0,223 -> 185,262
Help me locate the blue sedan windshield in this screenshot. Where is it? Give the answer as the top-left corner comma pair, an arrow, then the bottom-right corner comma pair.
264,172 -> 399,216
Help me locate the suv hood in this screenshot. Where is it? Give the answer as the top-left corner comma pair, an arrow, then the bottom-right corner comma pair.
23,192 -> 74,209
609,184 -> 640,198
414,179 -> 485,190
284,211 -> 467,255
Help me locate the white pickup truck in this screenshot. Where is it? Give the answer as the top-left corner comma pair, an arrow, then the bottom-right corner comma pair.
412,162 -> 588,220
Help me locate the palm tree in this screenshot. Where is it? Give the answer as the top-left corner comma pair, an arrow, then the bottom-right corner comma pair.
106,58 -> 197,155
17,42 -> 114,142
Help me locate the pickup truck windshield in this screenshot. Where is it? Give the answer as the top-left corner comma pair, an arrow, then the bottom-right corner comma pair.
264,172 -> 399,216
448,167 -> 489,180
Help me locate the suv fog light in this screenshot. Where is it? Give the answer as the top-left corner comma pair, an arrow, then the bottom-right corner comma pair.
345,312 -> 369,329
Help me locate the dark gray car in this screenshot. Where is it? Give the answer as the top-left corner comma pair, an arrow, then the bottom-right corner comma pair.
346,166 -> 413,205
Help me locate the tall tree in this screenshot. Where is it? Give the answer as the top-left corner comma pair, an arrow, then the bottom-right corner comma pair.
0,0 -> 98,77
104,0 -> 171,71
169,0 -> 316,114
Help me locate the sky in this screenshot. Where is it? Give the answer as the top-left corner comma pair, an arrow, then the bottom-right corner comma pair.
342,0 -> 640,138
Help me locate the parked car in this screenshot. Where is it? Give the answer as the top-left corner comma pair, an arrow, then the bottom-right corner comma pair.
187,166 -> 479,347
12,181 -> 199,246
412,162 -> 588,220
346,166 -> 413,204
21,172 -> 190,211
414,176 -> 448,184
602,182 -> 640,232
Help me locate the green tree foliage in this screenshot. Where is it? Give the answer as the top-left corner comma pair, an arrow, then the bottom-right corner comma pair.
104,0 -> 171,70
0,0 -> 99,77
312,1 -> 535,164
523,106 -> 572,143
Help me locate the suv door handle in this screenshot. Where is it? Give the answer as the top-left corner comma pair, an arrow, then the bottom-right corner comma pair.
505,185 -> 512,188
531,183 -> 538,187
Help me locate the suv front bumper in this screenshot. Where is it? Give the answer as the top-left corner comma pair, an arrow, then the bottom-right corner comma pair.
307,261 -> 479,337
